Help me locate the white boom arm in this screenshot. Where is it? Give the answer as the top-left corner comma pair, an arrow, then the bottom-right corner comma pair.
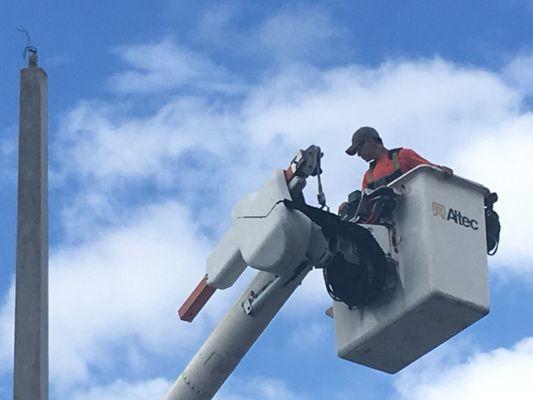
164,267 -> 312,399
165,147 -> 329,400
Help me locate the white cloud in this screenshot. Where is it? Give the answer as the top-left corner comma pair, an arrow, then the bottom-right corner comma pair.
288,321 -> 328,350
239,58 -> 524,222
257,7 -> 348,64
0,200 -> 234,389
70,378 -> 170,400
240,59 -> 532,280
453,115 -> 533,270
0,133 -> 17,182
59,55 -> 523,207
52,96 -> 252,242
1,136 -> 15,157
283,268 -> 331,315
57,44 -> 533,284
55,97 -> 242,184
108,38 -> 242,94
242,59 -> 518,155
218,376 -> 308,400
47,200 -> 221,387
395,337 -> 533,400
0,283 -> 15,373
503,53 -> 533,97
196,5 -> 348,67
196,3 -> 244,51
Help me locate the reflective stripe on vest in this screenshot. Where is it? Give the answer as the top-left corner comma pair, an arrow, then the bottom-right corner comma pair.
366,148 -> 402,190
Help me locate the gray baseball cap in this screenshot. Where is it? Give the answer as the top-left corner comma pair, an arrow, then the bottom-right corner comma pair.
345,126 -> 380,155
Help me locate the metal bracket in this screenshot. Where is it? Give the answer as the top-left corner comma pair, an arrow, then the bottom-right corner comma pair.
242,277 -> 280,316
287,145 -> 329,210
289,145 -> 321,178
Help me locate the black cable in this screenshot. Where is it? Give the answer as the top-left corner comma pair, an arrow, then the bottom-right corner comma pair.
284,200 -> 388,307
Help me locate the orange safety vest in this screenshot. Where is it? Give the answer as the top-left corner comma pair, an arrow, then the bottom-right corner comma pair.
363,148 -> 434,190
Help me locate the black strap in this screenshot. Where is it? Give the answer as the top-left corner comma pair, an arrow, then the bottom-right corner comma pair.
367,148 -> 403,190
283,200 -> 388,306
367,169 -> 403,190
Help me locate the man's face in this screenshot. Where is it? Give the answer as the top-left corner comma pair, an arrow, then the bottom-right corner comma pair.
356,140 -> 373,162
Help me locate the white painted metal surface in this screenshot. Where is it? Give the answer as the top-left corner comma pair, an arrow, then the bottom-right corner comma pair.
207,169 -> 320,288
333,166 -> 490,373
206,228 -> 246,289
232,170 -> 312,276
165,267 -> 312,400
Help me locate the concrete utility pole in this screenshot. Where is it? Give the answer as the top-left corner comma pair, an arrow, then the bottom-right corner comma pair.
13,50 -> 48,400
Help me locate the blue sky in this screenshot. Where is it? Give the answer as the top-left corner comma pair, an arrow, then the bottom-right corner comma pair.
2,1 -> 533,399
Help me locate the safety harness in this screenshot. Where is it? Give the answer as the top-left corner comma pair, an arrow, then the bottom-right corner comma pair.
366,148 -> 403,190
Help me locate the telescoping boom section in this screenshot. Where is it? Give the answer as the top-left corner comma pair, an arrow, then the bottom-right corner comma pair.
165,145 -> 499,400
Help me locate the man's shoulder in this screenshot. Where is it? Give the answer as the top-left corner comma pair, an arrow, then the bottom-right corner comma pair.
397,147 -> 433,167
398,148 -> 419,158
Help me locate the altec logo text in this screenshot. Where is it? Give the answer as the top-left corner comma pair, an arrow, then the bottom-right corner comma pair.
432,202 -> 479,230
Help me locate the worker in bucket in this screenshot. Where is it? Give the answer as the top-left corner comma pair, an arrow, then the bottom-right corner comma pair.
339,126 -> 452,216
346,126 -> 452,190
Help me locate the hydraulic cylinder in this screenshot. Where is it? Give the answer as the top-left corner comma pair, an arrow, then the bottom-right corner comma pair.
165,266 -> 311,400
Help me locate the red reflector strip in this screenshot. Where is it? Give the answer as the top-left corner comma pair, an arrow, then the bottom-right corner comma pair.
181,166 -> 294,322
178,276 -> 217,322
284,167 -> 295,183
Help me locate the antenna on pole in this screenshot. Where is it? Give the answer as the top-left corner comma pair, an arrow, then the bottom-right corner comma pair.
17,27 -> 38,67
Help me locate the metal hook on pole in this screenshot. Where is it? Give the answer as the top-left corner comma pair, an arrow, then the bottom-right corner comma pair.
17,27 -> 38,66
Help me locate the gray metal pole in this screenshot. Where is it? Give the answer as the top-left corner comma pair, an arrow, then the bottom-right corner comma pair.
13,52 -> 48,400
164,267 -> 311,400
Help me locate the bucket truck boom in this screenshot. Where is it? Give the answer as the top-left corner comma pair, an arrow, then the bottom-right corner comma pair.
165,146 -> 333,400
165,145 -> 499,400
166,145 -> 386,399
